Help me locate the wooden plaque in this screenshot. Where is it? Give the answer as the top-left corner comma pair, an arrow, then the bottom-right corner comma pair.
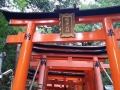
59,13 -> 75,37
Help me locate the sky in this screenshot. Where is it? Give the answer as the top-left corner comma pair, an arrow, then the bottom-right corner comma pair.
81,0 -> 95,5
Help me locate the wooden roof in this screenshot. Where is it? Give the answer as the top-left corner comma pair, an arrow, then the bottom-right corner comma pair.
32,44 -> 106,55
0,6 -> 120,21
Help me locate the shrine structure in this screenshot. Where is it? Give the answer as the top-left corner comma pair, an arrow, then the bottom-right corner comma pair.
1,5 -> 120,90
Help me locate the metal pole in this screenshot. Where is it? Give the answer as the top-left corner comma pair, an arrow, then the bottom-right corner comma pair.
14,44 -> 21,73
0,52 -> 3,86
29,59 -> 41,90
10,76 -> 14,90
0,53 -> 3,74
0,52 -> 6,74
99,62 -> 113,84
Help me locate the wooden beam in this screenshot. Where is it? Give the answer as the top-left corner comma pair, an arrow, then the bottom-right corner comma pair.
46,87 -> 65,90
30,60 -> 110,68
10,14 -> 120,26
47,80 -> 82,85
33,46 -> 104,52
47,77 -> 83,81
48,76 -> 83,82
10,18 -> 59,26
31,58 -> 105,62
6,29 -> 120,43
32,54 -> 108,58
48,75 -> 84,78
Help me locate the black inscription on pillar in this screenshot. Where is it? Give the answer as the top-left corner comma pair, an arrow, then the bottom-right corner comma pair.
24,33 -> 31,40
40,58 -> 47,66
107,29 -> 115,36
95,61 -> 100,67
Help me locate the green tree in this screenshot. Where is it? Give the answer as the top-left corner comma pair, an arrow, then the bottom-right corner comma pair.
0,12 -> 21,88
0,0 -> 6,8
13,0 -> 54,12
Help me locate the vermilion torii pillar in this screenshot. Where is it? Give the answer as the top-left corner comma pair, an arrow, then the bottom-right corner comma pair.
84,71 -> 90,90
38,56 -> 46,90
103,17 -> 120,90
93,57 -> 103,90
12,22 -> 36,90
74,85 -> 77,90
77,85 -> 81,90
88,70 -> 95,90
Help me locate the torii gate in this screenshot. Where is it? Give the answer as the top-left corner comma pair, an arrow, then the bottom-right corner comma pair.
29,44 -> 109,90
1,5 -> 120,90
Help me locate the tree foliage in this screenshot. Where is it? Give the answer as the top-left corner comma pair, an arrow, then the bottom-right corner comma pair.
0,0 -> 8,8
0,12 -> 20,88
13,0 -> 80,12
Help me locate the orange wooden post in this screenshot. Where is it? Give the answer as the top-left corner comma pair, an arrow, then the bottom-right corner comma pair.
12,22 -> 36,90
82,78 -> 86,90
38,56 -> 46,90
89,70 -> 95,90
84,71 -> 90,90
64,85 -> 67,90
77,85 -> 82,90
44,68 -> 48,90
74,85 -> 77,90
52,84 -> 54,89
103,17 -> 120,90
82,84 -> 86,90
93,57 -> 103,90
68,85 -> 71,90
77,79 -> 82,90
